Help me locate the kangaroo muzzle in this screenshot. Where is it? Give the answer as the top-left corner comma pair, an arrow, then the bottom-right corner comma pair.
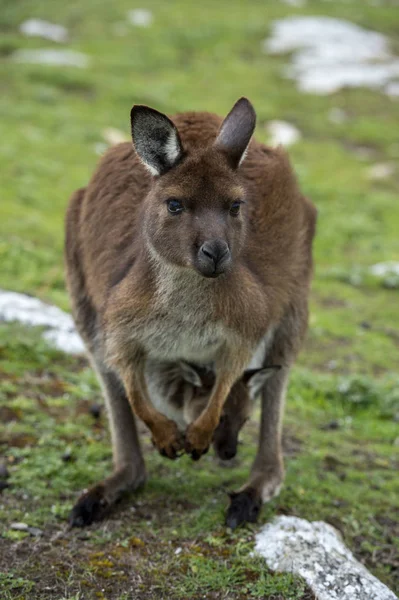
196,239 -> 231,278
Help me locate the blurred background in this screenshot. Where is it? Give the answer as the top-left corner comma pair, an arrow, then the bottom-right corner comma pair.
0,1 -> 398,599
1,0 -> 398,373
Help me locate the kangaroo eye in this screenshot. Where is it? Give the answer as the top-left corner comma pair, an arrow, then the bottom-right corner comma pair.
167,198 -> 184,214
229,201 -> 242,217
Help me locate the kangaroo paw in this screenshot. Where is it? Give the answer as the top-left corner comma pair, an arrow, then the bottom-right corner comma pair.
185,423 -> 212,460
151,419 -> 185,460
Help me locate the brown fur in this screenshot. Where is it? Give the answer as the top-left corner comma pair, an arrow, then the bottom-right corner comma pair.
65,99 -> 316,527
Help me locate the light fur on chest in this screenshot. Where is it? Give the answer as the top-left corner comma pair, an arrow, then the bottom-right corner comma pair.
133,262 -> 231,363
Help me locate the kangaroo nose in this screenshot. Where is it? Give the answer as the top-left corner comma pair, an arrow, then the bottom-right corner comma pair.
198,240 -> 231,277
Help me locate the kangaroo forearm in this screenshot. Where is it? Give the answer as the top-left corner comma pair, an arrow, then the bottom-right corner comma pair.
122,368 -> 164,430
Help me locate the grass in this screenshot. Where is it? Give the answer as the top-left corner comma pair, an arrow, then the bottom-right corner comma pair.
0,0 -> 398,598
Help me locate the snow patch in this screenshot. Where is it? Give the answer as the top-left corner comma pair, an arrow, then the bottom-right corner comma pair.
12,49 -> 89,68
102,127 -> 129,146
0,290 -> 84,354
127,9 -> 153,27
264,17 -> 399,95
267,120 -> 301,147
255,516 -> 398,600
367,163 -> 395,180
19,19 -> 68,43
370,262 -> 399,277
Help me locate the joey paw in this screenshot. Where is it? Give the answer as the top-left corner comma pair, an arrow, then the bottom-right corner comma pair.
151,420 -> 185,460
185,424 -> 212,460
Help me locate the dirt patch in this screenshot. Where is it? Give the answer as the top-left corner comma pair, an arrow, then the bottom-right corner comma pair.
0,526 -> 316,600
0,406 -> 22,423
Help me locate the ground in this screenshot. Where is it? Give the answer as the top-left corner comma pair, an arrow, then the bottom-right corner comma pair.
0,1 -> 398,599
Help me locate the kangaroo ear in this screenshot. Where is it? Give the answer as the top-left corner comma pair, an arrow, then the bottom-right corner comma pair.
179,361 -> 203,388
243,365 -> 281,400
131,105 -> 184,176
214,97 -> 256,169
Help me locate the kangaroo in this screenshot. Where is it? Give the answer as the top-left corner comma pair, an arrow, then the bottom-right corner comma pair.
65,97 -> 316,528
148,361 -> 279,460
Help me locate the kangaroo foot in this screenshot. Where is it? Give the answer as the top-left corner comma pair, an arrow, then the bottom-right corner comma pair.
70,484 -> 109,527
69,465 -> 146,527
225,488 -> 262,530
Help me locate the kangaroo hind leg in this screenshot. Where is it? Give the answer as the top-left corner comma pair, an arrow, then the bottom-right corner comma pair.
70,358 -> 146,526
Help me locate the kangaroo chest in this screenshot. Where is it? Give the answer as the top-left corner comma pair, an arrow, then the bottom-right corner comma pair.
138,270 -> 227,363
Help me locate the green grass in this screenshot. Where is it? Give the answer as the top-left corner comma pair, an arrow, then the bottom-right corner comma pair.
0,324 -> 398,598
0,0 -> 399,598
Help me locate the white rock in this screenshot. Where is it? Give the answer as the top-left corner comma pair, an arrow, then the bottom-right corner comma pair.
127,9 -> 153,27
19,19 -> 68,43
43,328 -> 85,355
12,49 -> 89,68
0,290 -> 84,354
267,120 -> 301,147
255,516 -> 398,600
11,522 -> 29,531
367,163 -> 395,180
102,127 -> 129,146
264,16 -> 399,95
265,17 -> 388,60
370,262 -> 399,277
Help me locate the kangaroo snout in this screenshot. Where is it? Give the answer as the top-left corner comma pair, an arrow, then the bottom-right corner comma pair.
197,239 -> 231,278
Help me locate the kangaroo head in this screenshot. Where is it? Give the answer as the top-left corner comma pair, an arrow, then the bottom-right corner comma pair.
130,98 -> 256,278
